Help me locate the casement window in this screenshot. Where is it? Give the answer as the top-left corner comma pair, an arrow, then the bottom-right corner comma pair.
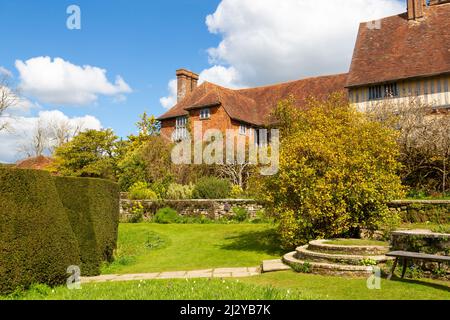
200,108 -> 211,120
174,116 -> 188,141
239,124 -> 247,135
368,83 -> 399,100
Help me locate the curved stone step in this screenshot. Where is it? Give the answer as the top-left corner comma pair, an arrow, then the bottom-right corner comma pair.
308,239 -> 389,255
283,252 -> 375,277
296,245 -> 392,266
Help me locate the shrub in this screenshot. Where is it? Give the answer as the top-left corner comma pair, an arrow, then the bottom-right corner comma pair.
128,181 -> 158,200
263,95 -> 404,248
53,176 -> 120,275
154,207 -> 180,224
230,185 -> 245,199
232,207 -> 249,222
0,169 -> 80,294
128,202 -> 144,223
166,183 -> 194,200
192,177 -> 231,199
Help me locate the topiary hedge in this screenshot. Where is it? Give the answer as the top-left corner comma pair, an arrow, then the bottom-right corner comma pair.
0,169 -> 81,294
53,177 -> 119,276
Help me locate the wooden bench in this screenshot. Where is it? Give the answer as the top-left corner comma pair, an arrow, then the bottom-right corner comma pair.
386,251 -> 450,279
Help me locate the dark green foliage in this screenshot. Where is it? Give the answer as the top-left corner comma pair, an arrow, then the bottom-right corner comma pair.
192,177 -> 231,199
154,207 -> 180,224
54,177 -> 120,275
401,204 -> 449,224
0,169 -> 80,294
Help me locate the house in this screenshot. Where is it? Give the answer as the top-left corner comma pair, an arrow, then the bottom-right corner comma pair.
348,0 -> 450,111
159,0 -> 450,141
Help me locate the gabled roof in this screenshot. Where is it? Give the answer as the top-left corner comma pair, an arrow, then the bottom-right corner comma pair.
158,73 -> 348,126
16,156 -> 54,170
347,3 -> 450,88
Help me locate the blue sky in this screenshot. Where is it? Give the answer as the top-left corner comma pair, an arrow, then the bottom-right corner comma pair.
0,0 -> 406,162
0,0 -> 220,138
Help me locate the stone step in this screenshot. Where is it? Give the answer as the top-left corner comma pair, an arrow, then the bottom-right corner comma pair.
307,239 -> 389,255
261,259 -> 291,273
283,252 -> 375,277
295,245 -> 392,266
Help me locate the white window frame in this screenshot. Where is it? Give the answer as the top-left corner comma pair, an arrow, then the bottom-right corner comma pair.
239,124 -> 247,135
200,108 -> 211,120
174,116 -> 188,141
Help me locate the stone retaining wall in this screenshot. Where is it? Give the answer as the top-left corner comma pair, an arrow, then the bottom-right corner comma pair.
120,198 -> 265,221
389,200 -> 450,224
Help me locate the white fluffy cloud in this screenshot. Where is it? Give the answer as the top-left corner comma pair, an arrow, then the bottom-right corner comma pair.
204,0 -> 404,86
160,0 -> 405,107
15,57 -> 132,106
160,79 -> 178,109
0,66 -> 12,77
0,110 -> 102,163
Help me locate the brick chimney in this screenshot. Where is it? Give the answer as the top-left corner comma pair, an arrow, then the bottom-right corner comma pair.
176,69 -> 199,102
407,0 -> 425,20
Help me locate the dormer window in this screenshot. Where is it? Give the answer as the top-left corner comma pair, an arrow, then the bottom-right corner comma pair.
200,108 -> 211,120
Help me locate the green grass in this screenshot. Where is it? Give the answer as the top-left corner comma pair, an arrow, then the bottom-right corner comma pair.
2,271 -> 448,300
0,279 -> 308,300
241,271 -> 450,300
324,239 -> 388,246
400,222 -> 450,234
101,223 -> 284,274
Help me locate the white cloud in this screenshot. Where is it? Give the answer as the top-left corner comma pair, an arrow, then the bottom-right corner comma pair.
160,0 -> 405,107
0,66 -> 12,77
159,79 -> 178,109
15,56 -> 132,106
0,110 -> 102,163
204,0 -> 405,86
199,65 -> 241,88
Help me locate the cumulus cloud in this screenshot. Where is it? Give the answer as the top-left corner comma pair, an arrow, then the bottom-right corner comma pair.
204,0 -> 404,86
160,0 -> 405,107
0,110 -> 102,163
159,79 -> 178,109
0,66 -> 12,77
15,56 -> 132,106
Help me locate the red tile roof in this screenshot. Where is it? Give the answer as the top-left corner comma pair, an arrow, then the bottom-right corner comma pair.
16,156 -> 54,170
158,73 -> 348,126
347,3 -> 450,88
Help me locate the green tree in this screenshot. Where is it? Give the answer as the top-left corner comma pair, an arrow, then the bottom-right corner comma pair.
52,129 -> 119,179
262,94 -> 404,248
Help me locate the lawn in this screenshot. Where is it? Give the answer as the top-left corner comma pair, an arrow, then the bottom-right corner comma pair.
3,271 -> 449,300
101,223 -> 285,274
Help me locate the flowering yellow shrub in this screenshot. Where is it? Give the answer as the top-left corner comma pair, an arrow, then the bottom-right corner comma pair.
263,94 -> 404,248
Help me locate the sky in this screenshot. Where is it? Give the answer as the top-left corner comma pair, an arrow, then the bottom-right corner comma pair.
0,0 -> 405,163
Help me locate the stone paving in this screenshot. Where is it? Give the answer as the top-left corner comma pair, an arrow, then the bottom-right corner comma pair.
81,267 -> 261,283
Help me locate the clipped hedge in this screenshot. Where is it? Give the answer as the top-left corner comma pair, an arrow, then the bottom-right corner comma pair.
54,177 -> 120,276
0,169 -> 81,294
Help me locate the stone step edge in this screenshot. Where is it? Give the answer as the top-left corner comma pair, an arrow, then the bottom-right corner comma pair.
283,252 -> 376,274
296,245 -> 392,264
308,239 -> 389,255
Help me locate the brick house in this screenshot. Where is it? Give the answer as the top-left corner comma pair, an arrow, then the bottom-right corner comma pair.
159,0 -> 450,140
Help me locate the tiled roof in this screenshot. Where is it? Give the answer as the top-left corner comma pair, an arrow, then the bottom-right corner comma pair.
347,3 -> 450,87
16,156 -> 54,170
158,73 -> 348,126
